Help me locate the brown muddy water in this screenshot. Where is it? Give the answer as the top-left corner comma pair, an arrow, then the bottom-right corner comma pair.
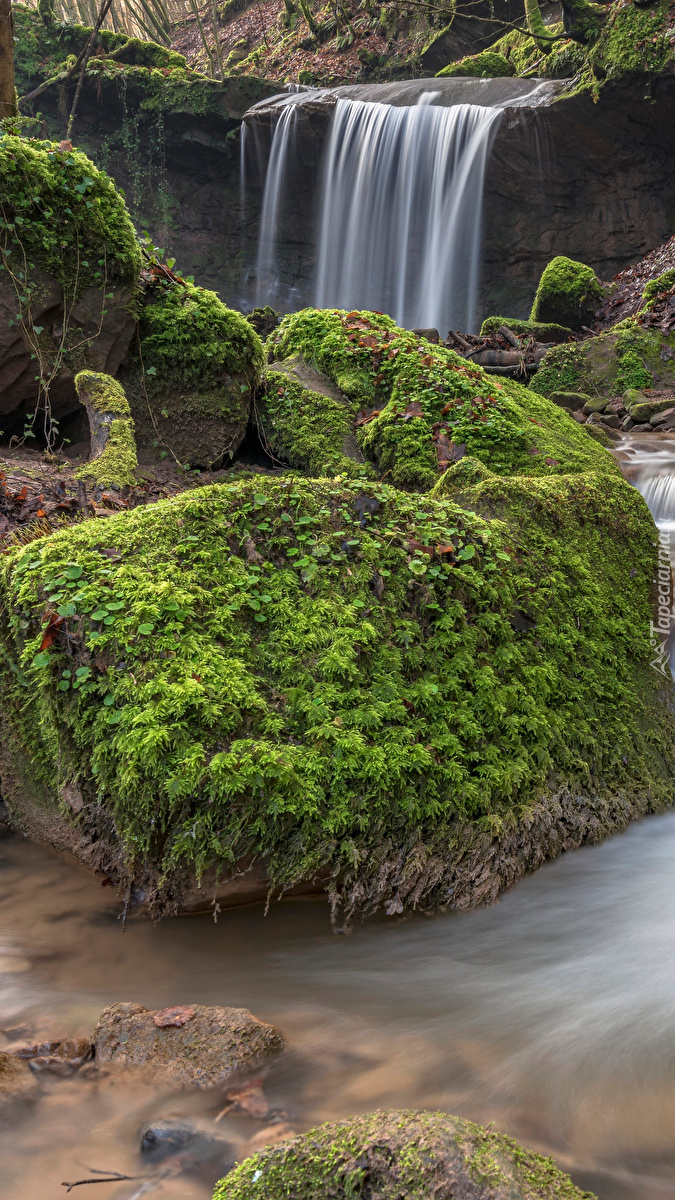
3,814 -> 675,1200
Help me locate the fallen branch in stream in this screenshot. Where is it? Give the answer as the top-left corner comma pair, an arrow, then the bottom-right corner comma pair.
62,1169 -> 145,1192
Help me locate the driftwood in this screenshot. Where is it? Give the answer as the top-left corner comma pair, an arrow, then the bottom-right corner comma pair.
444,328 -> 554,378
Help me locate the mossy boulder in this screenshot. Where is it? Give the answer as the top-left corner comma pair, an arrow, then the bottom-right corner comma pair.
480,317 -> 573,343
627,396 -> 675,422
260,355 -> 368,477
531,319 -> 675,399
120,284 -> 263,469
75,372 -> 138,491
530,257 -> 605,332
641,269 -> 675,310
214,1110 -> 594,1200
0,136 -> 141,421
267,309 -> 618,490
0,462 -> 672,920
548,391 -> 590,411
436,50 -> 514,77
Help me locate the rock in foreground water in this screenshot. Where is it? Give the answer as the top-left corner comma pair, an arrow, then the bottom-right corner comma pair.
213,1109 -> 595,1200
0,1051 -> 38,1115
93,1002 -> 284,1088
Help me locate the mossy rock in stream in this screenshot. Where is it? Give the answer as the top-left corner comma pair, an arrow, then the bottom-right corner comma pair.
119,283 -> 264,469
0,459 -> 673,921
531,319 -> 675,400
265,309 -> 618,489
214,1110 -> 595,1200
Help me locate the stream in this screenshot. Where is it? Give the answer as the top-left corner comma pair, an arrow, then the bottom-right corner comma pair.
2,434 -> 675,1200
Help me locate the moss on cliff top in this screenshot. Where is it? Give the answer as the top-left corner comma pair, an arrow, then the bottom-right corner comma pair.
214,1110 -> 595,1200
0,134 -> 141,296
267,308 -> 619,488
436,50 -> 514,78
1,459 -> 672,918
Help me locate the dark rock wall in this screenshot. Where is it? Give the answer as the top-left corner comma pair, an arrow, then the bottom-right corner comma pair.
44,74 -> 675,325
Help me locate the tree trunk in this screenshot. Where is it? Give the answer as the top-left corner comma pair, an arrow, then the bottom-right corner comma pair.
0,0 -> 17,120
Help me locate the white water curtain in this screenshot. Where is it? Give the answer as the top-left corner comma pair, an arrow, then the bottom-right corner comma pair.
315,96 -> 503,334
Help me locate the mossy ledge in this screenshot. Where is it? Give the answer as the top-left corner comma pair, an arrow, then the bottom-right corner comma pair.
0,460 -> 673,920
213,1109 -> 595,1200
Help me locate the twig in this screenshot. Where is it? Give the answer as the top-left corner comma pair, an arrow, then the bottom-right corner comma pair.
62,1172 -> 140,1192
66,0 -> 115,139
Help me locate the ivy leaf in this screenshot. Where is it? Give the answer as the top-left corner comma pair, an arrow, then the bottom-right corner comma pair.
32,651 -> 51,668
138,623 -> 154,635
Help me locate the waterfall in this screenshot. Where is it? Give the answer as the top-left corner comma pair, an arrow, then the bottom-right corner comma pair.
253,101 -> 300,309
315,96 -> 502,334
244,78 -> 568,331
624,438 -> 675,678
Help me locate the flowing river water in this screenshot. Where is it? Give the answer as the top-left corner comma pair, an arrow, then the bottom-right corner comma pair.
3,434 -> 675,1200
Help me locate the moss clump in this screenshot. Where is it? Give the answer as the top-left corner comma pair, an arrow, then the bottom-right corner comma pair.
214,1110 -> 596,1200
0,135 -> 141,297
530,257 -> 605,331
436,50 -> 514,77
121,283 -> 263,468
259,367 -> 368,478
75,372 -> 138,490
641,269 -> 675,310
1,462 -> 672,918
268,309 -> 617,487
480,317 -> 573,343
531,320 -> 675,399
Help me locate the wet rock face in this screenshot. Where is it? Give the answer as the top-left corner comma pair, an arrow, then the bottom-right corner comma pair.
0,274 -> 137,426
93,1002 -> 285,1088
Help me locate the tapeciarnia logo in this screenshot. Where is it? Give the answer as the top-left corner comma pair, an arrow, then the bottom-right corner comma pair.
650,530 -> 673,678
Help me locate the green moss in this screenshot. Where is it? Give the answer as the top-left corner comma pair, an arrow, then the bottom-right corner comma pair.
122,283 -> 263,468
641,269 -> 675,309
532,320 -> 675,400
138,284 -> 263,392
588,0 -> 672,80
259,368 -> 367,477
436,50 -> 514,77
530,256 -> 605,331
74,372 -> 138,490
75,370 -> 132,418
531,343 -> 592,398
0,135 -> 141,297
213,1110 -> 595,1200
268,309 -> 616,487
1,458 -> 672,916
76,419 -> 138,490
480,317 -> 573,343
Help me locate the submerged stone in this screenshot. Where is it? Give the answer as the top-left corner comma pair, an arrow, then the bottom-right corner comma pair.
93,1002 -> 284,1088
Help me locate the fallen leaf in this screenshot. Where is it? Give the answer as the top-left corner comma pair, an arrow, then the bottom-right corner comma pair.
39,611 -> 64,651
153,1005 -> 196,1028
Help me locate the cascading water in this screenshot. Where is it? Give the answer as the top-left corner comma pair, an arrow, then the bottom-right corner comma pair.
244,78 -> 568,331
619,434 -> 675,677
314,96 -> 501,333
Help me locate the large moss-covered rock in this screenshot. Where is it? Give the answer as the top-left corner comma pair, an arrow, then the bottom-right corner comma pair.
214,1110 -> 594,1200
267,309 -> 618,490
0,457 -> 672,920
0,136 -> 141,423
260,355 -> 368,477
531,319 -> 675,399
120,283 -> 263,469
530,257 -> 605,332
